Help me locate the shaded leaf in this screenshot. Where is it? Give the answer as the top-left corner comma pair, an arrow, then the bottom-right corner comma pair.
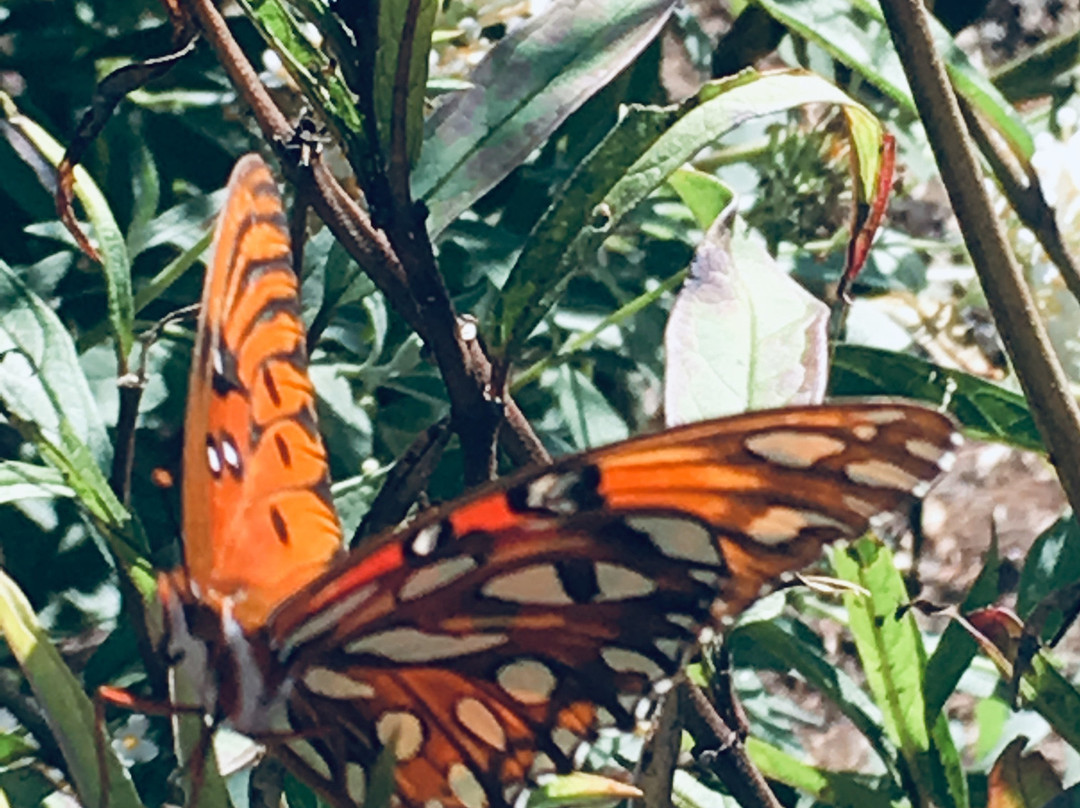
415,0 -> 678,236
987,737 -> 1062,808
664,210 -> 828,424
0,570 -> 142,808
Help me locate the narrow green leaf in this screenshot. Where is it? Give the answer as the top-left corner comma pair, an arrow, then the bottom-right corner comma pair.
377,0 -> 437,167
752,0 -> 1033,158
0,94 -> 134,362
924,532 -> 1002,719
0,570 -> 143,808
0,260 -> 111,468
493,103 -> 677,351
0,461 -> 74,502
415,0 -> 678,236
728,617 -> 904,785
745,738 -> 896,806
834,540 -> 967,808
830,344 -> 1041,451
526,772 -> 643,808
238,0 -> 368,161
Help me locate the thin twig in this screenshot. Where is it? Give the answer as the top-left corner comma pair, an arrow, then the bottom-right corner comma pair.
679,681 -> 782,808
878,0 -> 1080,518
958,96 -> 1080,307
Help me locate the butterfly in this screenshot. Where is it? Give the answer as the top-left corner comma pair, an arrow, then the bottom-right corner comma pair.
150,153 -> 959,808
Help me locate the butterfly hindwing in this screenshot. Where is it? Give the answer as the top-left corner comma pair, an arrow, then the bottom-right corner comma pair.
264,403 -> 957,808
175,153 -> 960,808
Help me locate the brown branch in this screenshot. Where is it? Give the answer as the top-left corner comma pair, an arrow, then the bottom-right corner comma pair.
958,97 -> 1080,307
187,0 -> 548,474
679,681 -> 782,808
879,0 -> 1080,517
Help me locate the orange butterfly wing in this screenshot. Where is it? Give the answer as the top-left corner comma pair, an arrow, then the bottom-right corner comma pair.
181,154 -> 342,632
265,404 -> 957,808
173,155 -> 960,808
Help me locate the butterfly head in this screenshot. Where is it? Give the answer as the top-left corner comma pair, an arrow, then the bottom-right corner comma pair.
158,569 -> 294,735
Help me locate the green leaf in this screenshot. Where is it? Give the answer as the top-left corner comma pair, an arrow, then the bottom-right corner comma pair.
1016,515 -> 1080,632
0,260 -> 111,469
664,212 -> 828,423
746,738 -> 894,806
0,570 -> 143,808
728,616 -> 904,786
238,0 -> 368,164
0,461 -> 74,502
377,0 -> 438,167
553,365 -> 629,449
0,93 -> 134,363
830,344 -> 1042,451
924,532 -> 1003,720
751,0 -> 1033,159
493,103 -> 677,352
526,772 -> 643,808
414,0 -> 679,236
665,167 -> 735,230
498,69 -> 885,355
834,540 -> 968,808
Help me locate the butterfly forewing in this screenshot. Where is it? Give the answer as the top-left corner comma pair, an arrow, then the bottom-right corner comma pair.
265,403 -> 957,808
181,154 -> 342,633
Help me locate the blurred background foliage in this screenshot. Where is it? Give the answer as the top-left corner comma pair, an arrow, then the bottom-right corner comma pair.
0,0 -> 1079,806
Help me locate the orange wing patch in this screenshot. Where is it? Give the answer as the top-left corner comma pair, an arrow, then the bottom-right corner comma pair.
180,154 -> 342,632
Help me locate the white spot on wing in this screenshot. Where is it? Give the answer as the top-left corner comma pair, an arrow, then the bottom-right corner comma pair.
845,459 -> 920,491
482,565 -> 573,605
497,660 -> 557,705
654,637 -> 683,661
279,583 -> 379,658
221,436 -> 241,470
206,443 -> 222,475
842,494 -> 877,519
863,408 -> 906,424
346,763 -> 367,804
595,563 -> 656,600
288,739 -> 332,779
852,424 -> 878,441
448,762 -> 488,808
376,711 -> 424,761
303,666 -> 376,699
346,628 -> 506,661
600,647 -> 665,679
411,523 -> 443,557
455,697 -> 507,751
666,612 -> 696,630
745,507 -> 848,545
551,727 -> 580,756
399,556 -> 477,601
905,438 -> 945,462
626,516 -> 719,564
744,431 -> 847,468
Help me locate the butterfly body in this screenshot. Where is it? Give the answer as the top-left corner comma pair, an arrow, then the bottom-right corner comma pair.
162,154 -> 960,808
